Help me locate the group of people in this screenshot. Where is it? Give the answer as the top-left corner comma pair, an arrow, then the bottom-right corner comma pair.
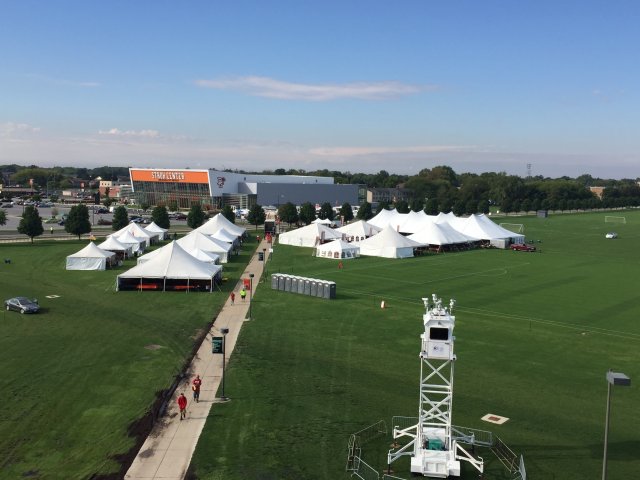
229,288 -> 247,305
177,374 -> 202,420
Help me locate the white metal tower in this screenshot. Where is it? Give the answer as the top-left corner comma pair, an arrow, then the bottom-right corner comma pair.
388,294 -> 483,477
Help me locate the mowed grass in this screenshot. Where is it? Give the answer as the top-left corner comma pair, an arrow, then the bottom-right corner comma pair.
190,212 -> 640,480
0,236 -> 257,479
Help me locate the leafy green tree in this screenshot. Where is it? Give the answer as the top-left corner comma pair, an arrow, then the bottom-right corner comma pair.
0,209 -> 6,226
18,206 -> 44,243
339,203 -> 354,222
298,202 -> 316,225
395,200 -> 410,213
247,204 -> 266,230
478,199 -> 490,214
425,198 -> 439,215
151,205 -> 170,229
65,204 -> 92,239
278,202 -> 299,226
222,205 -> 236,224
140,201 -> 150,212
410,198 -> 424,212
356,202 -> 373,220
318,202 -> 334,220
376,201 -> 390,213
112,206 -> 129,231
187,204 -> 206,229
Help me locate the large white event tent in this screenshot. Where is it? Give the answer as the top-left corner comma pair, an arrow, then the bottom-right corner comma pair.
336,220 -> 381,242
210,228 -> 238,245
315,239 -> 360,260
456,214 -> 525,244
195,214 -> 246,238
66,242 -> 115,271
408,222 -> 478,248
98,235 -> 133,259
368,208 -> 404,230
137,241 -> 221,265
144,221 -> 168,241
117,241 -> 222,292
278,223 -> 342,247
312,218 -> 332,225
113,230 -> 145,255
356,226 -> 424,259
177,231 -> 232,263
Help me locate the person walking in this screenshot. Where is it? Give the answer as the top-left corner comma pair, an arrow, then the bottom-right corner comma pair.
177,392 -> 187,420
192,375 -> 202,403
240,288 -> 247,302
230,291 -> 235,305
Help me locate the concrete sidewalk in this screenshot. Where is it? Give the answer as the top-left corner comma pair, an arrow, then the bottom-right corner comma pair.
125,239 -> 270,479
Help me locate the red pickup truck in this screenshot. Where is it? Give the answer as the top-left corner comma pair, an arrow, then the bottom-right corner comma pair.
511,243 -> 536,252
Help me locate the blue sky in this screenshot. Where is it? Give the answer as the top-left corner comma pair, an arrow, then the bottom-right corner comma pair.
1,1 -> 639,178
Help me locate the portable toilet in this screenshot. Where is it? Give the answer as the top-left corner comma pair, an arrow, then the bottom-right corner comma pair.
278,274 -> 289,291
285,275 -> 292,292
304,279 -> 311,295
271,274 -> 279,290
310,280 -> 318,297
297,277 -> 305,294
327,281 -> 336,299
290,276 -> 299,294
316,281 -> 326,298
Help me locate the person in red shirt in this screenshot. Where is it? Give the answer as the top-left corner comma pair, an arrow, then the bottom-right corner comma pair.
230,291 -> 235,305
177,392 -> 187,420
192,375 -> 202,403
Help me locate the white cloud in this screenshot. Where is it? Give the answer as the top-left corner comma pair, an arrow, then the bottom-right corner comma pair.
194,76 -> 435,101
0,122 -> 41,138
309,145 -> 477,157
98,128 -> 161,138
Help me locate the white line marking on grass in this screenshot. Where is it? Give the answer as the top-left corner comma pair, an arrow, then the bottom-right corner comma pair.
458,306 -> 640,341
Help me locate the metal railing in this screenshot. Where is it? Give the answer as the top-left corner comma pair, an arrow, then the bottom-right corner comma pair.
451,425 -> 494,447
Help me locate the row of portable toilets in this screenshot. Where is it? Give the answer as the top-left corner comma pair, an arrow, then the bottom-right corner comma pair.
271,274 -> 336,299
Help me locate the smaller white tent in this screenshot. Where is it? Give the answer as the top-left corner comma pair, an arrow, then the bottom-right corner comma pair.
210,228 -> 238,245
336,220 -> 381,242
356,226 -> 424,259
98,235 -> 133,258
144,222 -> 168,241
278,223 -> 342,247
66,242 -> 115,271
196,214 -> 245,237
315,239 -> 360,260
113,230 -> 145,254
113,223 -> 155,248
177,231 -> 232,263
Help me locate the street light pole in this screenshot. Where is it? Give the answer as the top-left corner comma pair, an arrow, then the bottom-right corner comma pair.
249,273 -> 255,320
220,327 -> 229,401
602,370 -> 631,480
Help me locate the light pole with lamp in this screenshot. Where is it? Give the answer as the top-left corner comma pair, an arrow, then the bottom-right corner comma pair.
602,370 -> 631,480
249,273 -> 255,320
220,327 -> 229,401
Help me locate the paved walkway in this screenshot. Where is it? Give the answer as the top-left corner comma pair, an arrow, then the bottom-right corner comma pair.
125,239 -> 270,479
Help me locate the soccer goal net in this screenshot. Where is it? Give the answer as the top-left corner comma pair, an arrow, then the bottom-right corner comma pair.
499,223 -> 524,234
605,216 -> 626,224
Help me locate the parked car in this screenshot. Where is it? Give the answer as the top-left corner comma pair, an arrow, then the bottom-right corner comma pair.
511,243 -> 536,252
5,297 -> 40,314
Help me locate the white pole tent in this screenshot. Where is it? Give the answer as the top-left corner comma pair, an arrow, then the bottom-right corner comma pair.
112,223 -> 154,249
210,227 -> 239,245
112,230 -> 146,255
355,225 -> 424,258
66,242 -> 116,271
398,210 -> 436,234
144,221 -> 169,241
98,235 -> 134,259
455,214 -> 525,244
336,220 -> 382,242
407,222 -> 479,251
195,213 -> 246,238
368,208 -> 404,231
315,239 -> 360,259
177,231 -> 232,263
278,223 -> 342,247
117,241 -> 222,292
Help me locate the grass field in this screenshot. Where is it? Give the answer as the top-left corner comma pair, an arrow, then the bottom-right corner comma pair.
190,211 -> 640,479
0,235 -> 258,479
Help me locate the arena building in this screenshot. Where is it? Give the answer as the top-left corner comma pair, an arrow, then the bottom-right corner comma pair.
129,168 -> 365,210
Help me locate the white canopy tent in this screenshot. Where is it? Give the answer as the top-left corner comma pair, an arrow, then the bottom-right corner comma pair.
356,225 -> 424,259
312,218 -> 332,225
456,214 -> 525,243
278,223 -> 342,247
210,227 -> 238,245
66,242 -> 115,271
144,221 -> 168,241
113,230 -> 145,255
398,210 -> 435,234
195,214 -> 245,238
112,223 -> 156,248
117,241 -> 222,292
336,220 -> 381,242
98,235 -> 133,258
408,222 -> 479,247
368,208 -> 404,231
138,242 -> 221,265
315,239 -> 360,260
177,231 -> 232,263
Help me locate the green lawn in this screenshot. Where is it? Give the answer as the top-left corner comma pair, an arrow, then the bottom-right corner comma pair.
190,211 -> 640,479
0,236 -> 257,479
